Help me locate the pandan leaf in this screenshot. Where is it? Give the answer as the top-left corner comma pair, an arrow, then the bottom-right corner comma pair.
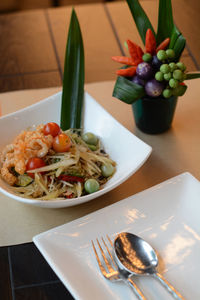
169,25 -> 181,49
180,85 -> 187,96
113,76 -> 145,104
185,73 -> 200,80
61,9 -> 85,130
176,84 -> 187,96
125,0 -> 155,45
173,34 -> 186,61
168,25 -> 186,61
156,0 -> 174,45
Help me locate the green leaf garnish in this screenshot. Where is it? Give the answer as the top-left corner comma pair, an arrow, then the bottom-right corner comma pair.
156,0 -> 185,59
185,73 -> 200,80
113,76 -> 145,104
156,0 -> 174,45
125,0 -> 155,45
61,9 -> 85,130
169,25 -> 181,49
173,34 -> 186,61
173,84 -> 187,96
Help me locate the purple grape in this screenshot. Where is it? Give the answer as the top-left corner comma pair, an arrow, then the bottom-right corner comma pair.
145,79 -> 164,97
136,62 -> 153,80
151,55 -> 162,71
131,75 -> 145,86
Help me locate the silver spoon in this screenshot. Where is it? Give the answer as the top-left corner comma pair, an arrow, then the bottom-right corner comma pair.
114,232 -> 185,300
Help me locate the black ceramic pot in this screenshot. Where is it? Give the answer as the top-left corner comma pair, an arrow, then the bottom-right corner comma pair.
132,95 -> 178,134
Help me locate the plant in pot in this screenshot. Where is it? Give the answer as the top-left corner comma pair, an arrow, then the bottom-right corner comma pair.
112,0 -> 200,134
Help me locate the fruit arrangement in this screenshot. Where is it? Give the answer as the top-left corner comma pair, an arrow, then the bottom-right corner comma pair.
112,0 -> 200,105
112,29 -> 187,99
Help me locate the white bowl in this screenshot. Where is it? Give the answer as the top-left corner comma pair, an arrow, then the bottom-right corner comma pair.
0,92 -> 152,208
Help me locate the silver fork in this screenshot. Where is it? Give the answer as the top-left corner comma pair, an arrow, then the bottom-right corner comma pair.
92,235 -> 146,300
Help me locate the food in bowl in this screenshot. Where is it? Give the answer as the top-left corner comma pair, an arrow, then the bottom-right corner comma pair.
0,122 -> 116,200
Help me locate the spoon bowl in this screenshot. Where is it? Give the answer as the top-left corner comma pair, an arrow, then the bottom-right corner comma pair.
114,232 -> 185,300
114,232 -> 158,273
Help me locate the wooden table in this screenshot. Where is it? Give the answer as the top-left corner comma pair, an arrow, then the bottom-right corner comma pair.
0,1 -> 199,300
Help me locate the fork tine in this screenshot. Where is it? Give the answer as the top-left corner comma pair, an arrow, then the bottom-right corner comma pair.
92,240 -> 107,276
107,234 -> 113,247
93,237 -> 147,300
96,238 -> 113,273
102,236 -> 118,269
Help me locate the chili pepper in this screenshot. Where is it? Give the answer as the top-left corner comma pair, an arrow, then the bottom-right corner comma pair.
179,82 -> 186,86
116,66 -> 136,77
65,193 -> 75,199
156,38 -> 170,52
145,29 -> 156,55
112,56 -> 136,66
137,46 -> 144,60
127,40 -> 143,65
58,174 -> 84,183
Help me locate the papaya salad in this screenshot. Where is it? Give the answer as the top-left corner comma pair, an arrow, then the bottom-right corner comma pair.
0,122 -> 116,200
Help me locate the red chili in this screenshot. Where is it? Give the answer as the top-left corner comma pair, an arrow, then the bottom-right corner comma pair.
156,38 -> 170,52
136,46 -> 144,61
112,56 -> 136,66
65,193 -> 75,199
116,66 -> 137,77
58,175 -> 84,183
145,29 -> 156,55
127,40 -> 143,65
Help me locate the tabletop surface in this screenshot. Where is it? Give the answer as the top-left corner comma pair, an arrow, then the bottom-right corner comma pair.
0,1 -> 199,300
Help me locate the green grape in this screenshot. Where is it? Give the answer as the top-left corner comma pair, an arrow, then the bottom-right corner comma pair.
82,132 -> 98,145
160,64 -> 170,74
142,53 -> 152,62
173,69 -> 183,81
164,72 -> 172,81
169,78 -> 179,88
155,71 -> 164,81
84,179 -> 99,194
169,62 -> 177,72
176,62 -> 186,71
163,89 -> 172,98
101,163 -> 115,177
157,50 -> 167,61
166,49 -> 175,59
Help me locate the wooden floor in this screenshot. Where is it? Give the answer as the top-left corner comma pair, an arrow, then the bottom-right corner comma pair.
0,0 -> 199,93
0,0 -> 116,12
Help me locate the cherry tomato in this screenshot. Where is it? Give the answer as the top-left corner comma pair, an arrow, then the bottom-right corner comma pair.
26,158 -> 46,178
43,122 -> 60,137
53,133 -> 72,152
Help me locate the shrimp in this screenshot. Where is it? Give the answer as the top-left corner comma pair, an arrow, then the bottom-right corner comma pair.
0,153 -> 17,186
27,133 -> 53,157
0,144 -> 14,163
13,130 -> 27,144
27,138 -> 49,158
13,140 -> 26,174
0,124 -> 54,185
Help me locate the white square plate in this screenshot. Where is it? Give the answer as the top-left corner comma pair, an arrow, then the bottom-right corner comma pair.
33,172 -> 200,299
0,91 -> 151,208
